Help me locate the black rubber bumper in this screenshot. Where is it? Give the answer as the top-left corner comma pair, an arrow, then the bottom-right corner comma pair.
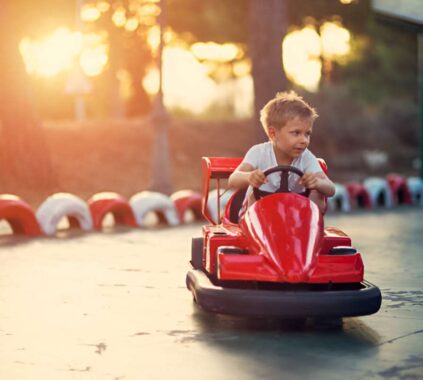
186,269 -> 382,318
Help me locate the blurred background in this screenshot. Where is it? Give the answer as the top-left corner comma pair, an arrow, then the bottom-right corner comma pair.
0,0 -> 421,206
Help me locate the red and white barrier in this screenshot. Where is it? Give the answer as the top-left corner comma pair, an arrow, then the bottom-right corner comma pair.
130,191 -> 180,227
36,193 -> 93,236
363,177 -> 393,208
207,188 -> 235,224
327,183 -> 351,212
170,190 -> 202,223
1,171 -> 422,240
346,182 -> 372,209
88,192 -> 136,230
386,174 -> 412,206
407,177 -> 423,206
0,194 -> 41,236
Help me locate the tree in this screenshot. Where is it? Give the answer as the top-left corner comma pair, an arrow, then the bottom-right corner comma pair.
0,1 -> 56,194
88,2 -> 154,117
248,0 -> 289,141
168,0 -> 289,140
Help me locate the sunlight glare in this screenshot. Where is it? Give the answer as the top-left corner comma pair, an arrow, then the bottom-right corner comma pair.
117,69 -> 134,100
20,28 -> 108,78
143,46 -> 253,117
320,22 -> 351,59
144,47 -> 216,114
80,45 -> 108,77
97,1 -> 111,12
283,26 -> 322,91
138,3 -> 161,18
233,59 -> 252,77
81,4 -> 101,22
125,17 -> 139,32
112,6 -> 127,27
20,28 -> 83,77
283,22 -> 351,91
191,42 -> 241,62
147,26 -> 160,52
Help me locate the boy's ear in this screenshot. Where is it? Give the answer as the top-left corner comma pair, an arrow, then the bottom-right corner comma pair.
268,127 -> 276,140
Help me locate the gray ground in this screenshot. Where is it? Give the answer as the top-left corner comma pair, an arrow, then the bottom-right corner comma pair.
0,207 -> 422,379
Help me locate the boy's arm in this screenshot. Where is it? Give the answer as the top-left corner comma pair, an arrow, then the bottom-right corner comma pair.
300,172 -> 336,197
228,163 -> 267,189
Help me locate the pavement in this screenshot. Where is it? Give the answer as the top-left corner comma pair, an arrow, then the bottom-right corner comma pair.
0,207 -> 422,379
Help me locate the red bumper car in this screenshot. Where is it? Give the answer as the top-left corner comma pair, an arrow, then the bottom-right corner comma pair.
186,157 -> 382,318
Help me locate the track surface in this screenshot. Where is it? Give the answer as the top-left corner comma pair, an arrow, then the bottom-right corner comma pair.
0,207 -> 422,379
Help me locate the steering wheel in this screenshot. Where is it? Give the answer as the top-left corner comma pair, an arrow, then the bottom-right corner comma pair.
252,165 -> 310,200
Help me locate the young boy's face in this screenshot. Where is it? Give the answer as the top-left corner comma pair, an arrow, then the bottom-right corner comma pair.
268,117 -> 313,162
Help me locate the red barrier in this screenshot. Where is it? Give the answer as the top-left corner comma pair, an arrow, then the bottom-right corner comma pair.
0,195 -> 41,236
346,182 -> 372,209
386,174 -> 412,205
171,190 -> 203,223
88,192 -> 136,230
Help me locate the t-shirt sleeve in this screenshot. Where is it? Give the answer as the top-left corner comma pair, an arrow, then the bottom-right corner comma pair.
303,150 -> 324,173
241,145 -> 260,168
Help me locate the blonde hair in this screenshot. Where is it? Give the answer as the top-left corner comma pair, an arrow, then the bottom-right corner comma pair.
259,91 -> 318,136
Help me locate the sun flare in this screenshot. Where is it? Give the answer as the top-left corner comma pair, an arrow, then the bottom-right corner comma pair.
19,27 -> 108,79
19,18 -> 351,116
143,46 -> 253,116
282,22 -> 351,91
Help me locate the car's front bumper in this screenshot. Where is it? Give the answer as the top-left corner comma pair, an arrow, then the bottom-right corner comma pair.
186,269 -> 382,318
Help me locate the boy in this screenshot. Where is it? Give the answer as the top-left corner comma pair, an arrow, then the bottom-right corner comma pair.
228,91 -> 335,214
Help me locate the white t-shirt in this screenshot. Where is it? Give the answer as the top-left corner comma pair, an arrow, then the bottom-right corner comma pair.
241,141 -> 323,197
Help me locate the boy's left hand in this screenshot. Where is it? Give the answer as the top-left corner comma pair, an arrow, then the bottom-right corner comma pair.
299,171 -> 321,190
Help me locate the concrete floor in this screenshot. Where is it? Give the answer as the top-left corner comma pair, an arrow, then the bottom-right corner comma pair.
0,207 -> 422,379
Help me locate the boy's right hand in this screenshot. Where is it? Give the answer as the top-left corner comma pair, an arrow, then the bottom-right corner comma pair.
248,169 -> 267,188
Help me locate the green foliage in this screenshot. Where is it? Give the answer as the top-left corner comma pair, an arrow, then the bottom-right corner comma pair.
287,0 -> 370,34
336,17 -> 417,105
304,83 -> 419,177
168,0 -> 248,43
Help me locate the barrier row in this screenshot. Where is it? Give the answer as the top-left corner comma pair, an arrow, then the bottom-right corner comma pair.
327,175 -> 423,212
206,174 -> 423,222
0,190 -> 202,237
0,174 -> 422,237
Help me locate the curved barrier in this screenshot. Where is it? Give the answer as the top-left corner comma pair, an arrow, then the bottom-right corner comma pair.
170,190 -> 202,223
207,188 -> 235,224
407,177 -> 423,206
327,183 -> 351,212
346,182 -> 372,209
36,193 -> 93,236
386,174 -> 412,205
130,191 -> 180,227
0,194 -> 41,236
363,177 -> 393,208
88,192 -> 136,230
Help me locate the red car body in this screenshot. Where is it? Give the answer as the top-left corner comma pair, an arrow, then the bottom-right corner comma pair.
186,157 -> 382,318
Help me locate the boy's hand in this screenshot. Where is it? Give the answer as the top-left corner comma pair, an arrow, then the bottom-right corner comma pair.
299,171 -> 321,190
248,169 -> 267,188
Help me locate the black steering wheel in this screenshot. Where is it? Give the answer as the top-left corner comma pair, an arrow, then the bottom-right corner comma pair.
252,165 -> 310,200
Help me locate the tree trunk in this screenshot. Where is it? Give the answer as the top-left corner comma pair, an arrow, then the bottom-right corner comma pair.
249,0 -> 289,142
0,2 -> 56,195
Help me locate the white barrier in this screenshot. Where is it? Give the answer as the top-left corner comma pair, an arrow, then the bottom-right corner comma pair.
407,177 -> 423,206
363,177 -> 393,208
207,188 -> 235,224
36,193 -> 93,236
327,183 -> 351,212
130,191 -> 180,227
